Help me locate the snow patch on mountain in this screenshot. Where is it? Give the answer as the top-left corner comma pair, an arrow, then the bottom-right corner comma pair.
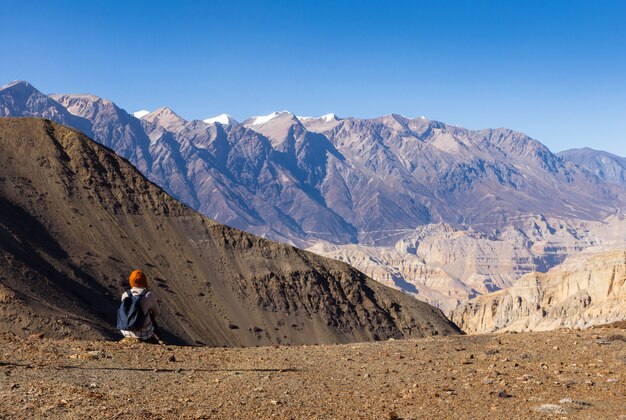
297,113 -> 339,122
203,113 -> 237,125
249,111 -> 291,125
133,110 -> 150,119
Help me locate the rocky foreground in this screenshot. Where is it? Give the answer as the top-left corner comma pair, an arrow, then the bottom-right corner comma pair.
0,325 -> 624,419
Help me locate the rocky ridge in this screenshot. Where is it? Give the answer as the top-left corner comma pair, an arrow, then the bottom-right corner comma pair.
451,250 -> 626,333
558,147 -> 626,185
309,216 -> 626,312
2,81 -> 623,248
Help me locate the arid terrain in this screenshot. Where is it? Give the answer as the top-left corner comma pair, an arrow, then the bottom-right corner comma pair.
1,324 -> 624,419
0,118 -> 458,347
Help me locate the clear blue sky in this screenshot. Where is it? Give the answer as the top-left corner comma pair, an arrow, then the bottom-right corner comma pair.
2,0 -> 625,155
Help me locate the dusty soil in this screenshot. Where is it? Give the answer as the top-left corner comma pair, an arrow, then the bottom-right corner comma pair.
0,326 -> 624,419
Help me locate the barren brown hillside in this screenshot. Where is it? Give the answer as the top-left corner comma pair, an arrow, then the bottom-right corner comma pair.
0,117 -> 459,346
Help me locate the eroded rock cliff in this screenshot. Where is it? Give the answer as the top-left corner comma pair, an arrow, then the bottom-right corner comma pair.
451,250 -> 626,333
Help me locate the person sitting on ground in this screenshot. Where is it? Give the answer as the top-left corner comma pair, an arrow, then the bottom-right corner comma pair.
118,269 -> 161,344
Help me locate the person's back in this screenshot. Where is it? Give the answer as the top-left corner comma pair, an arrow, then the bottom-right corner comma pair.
119,269 -> 161,343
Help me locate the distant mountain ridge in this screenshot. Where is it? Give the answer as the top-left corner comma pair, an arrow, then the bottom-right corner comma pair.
2,81 -> 622,247
558,147 -> 626,185
2,80 -> 625,309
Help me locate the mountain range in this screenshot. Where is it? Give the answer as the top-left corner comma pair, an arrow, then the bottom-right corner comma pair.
557,148 -> 626,185
2,81 -> 623,246
1,80 -> 625,311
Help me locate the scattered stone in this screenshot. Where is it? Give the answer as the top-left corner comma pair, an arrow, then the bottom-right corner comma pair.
388,411 -> 401,420
69,350 -> 104,360
535,404 -> 566,414
606,378 -> 618,383
497,389 -> 512,398
559,397 -> 591,406
168,354 -> 176,362
27,333 -> 44,340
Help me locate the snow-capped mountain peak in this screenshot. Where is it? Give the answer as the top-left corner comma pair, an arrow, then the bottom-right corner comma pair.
297,113 -> 340,123
203,113 -> 237,125
248,111 -> 292,126
320,113 -> 339,122
133,110 -> 150,119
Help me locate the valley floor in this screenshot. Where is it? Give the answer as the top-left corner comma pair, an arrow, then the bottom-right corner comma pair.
0,326 -> 624,419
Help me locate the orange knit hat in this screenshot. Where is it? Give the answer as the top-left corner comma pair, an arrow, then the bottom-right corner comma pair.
129,270 -> 148,288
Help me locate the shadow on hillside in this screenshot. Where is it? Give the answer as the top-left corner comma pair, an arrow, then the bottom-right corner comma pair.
0,197 -> 185,344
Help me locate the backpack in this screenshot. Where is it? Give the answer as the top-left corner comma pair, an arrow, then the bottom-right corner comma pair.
116,289 -> 147,331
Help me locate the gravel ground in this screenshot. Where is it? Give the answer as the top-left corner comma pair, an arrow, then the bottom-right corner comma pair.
0,326 -> 624,419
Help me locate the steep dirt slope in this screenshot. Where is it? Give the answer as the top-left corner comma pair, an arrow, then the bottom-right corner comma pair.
0,118 -> 459,346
